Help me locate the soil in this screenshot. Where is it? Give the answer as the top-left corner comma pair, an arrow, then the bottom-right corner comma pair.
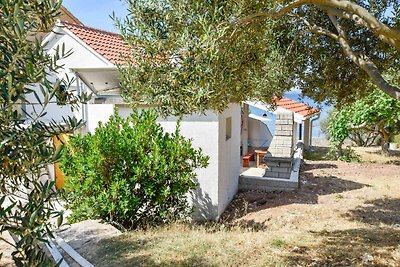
223,160 -> 400,230
222,155 -> 400,266
2,146 -> 400,266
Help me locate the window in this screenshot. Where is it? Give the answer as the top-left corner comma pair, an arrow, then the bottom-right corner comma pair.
226,117 -> 232,141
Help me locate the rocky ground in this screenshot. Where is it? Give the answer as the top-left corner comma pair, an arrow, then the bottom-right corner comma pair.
221,157 -> 400,266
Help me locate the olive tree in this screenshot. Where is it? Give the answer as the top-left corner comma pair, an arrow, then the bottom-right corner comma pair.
116,0 -> 399,116
0,1 -> 88,265
327,89 -> 400,155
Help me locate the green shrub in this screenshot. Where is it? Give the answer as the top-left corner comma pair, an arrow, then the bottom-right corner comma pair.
328,146 -> 361,162
339,147 -> 361,162
60,110 -> 209,229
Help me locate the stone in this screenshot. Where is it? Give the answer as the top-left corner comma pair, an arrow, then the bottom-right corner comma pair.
268,111 -> 295,158
361,254 -> 374,263
57,220 -> 121,251
270,166 -> 290,173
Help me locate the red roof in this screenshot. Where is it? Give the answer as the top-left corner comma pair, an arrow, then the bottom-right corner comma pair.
62,21 -> 130,64
274,97 -> 319,117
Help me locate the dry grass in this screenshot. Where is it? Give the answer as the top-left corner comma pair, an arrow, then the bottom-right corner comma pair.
85,154 -> 400,267
89,224 -> 304,267
353,146 -> 400,165
4,146 -> 399,267
305,145 -> 400,164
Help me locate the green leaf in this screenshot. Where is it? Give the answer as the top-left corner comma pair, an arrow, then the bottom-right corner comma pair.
29,210 -> 39,226
51,143 -> 64,163
57,213 -> 63,227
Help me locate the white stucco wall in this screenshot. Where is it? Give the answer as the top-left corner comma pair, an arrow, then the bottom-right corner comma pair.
217,104 -> 241,216
24,84 -> 78,122
25,27 -> 111,124
248,117 -> 273,148
86,104 -> 115,133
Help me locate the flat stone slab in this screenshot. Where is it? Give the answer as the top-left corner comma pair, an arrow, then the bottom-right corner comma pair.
55,219 -> 121,266
0,232 -> 15,266
57,220 -> 121,251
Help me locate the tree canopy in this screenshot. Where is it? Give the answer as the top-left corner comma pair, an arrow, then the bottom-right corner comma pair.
327,89 -> 400,154
0,1 -> 87,265
117,0 -> 400,115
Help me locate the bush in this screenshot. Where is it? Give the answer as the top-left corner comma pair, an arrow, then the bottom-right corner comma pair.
60,110 -> 209,229
328,146 -> 361,162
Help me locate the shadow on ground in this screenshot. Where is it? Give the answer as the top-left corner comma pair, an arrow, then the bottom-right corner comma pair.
89,236 -> 217,267
222,162 -> 369,221
345,197 -> 400,226
285,197 -> 400,266
286,227 -> 400,267
365,148 -> 400,157
302,162 -> 338,170
386,159 -> 400,165
362,148 -> 400,165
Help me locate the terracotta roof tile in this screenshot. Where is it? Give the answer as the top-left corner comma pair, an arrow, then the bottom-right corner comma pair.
62,21 -> 130,64
58,22 -> 319,117
274,97 -> 319,117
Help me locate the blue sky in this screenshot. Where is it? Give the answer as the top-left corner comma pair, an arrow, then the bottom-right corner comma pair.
63,0 -> 127,32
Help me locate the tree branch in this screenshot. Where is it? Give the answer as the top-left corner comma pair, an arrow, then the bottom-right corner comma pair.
321,6 -> 368,28
308,25 -> 339,40
292,14 -> 339,41
328,14 -> 400,100
236,0 -> 400,100
321,6 -> 396,48
349,121 -> 368,129
238,0 -> 400,50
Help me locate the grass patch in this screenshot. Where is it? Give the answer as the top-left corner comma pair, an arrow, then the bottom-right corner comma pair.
335,194 -> 344,200
86,222 -> 400,267
270,239 -> 286,248
303,146 -> 331,161
70,159 -> 400,267
304,145 -> 400,164
88,223 -> 307,267
353,146 -> 400,164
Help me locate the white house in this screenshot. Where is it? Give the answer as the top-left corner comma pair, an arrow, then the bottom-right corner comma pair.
245,99 -> 320,150
26,17 -> 319,220
25,20 -> 241,220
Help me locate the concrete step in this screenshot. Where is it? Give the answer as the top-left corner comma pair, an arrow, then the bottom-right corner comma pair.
239,176 -> 298,192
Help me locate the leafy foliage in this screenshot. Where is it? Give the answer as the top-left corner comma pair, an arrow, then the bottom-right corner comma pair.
60,110 -> 209,230
0,1 -> 88,266
116,1 -> 298,116
327,89 -> 400,155
329,146 -> 361,162
116,0 -> 400,116
326,107 -> 351,150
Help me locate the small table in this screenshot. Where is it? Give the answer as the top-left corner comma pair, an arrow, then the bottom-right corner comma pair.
255,149 -> 268,168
